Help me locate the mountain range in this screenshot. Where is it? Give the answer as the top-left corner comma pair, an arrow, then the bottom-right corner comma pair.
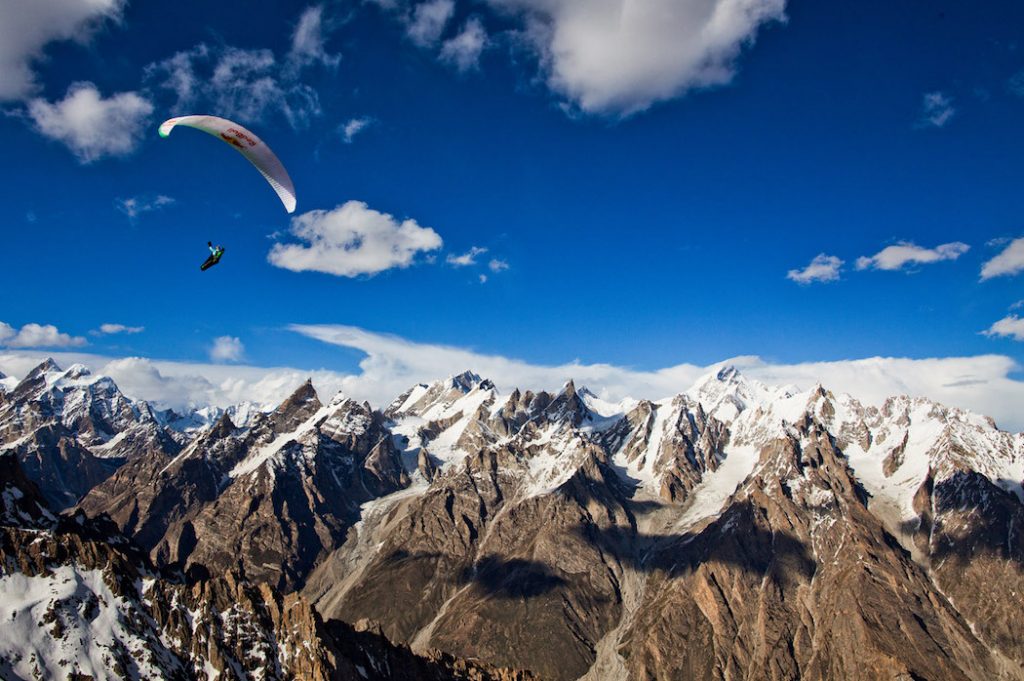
1,358 -> 1022,680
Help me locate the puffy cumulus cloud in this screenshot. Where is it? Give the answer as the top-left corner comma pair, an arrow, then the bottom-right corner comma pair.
855,241 -> 970,272
0,0 -> 125,101
115,195 -> 174,221
210,336 -> 245,363
406,0 -> 456,46
293,324 -> 1024,432
786,253 -> 843,284
27,82 -> 153,163
489,258 -> 510,272
93,323 -> 144,336
340,116 -> 373,143
0,322 -> 86,348
268,201 -> 443,277
917,91 -> 955,129
287,5 -> 341,72
440,18 -> 488,71
487,0 -> 786,116
984,315 -> 1024,342
145,44 -> 320,129
980,237 -> 1024,281
447,246 -> 487,266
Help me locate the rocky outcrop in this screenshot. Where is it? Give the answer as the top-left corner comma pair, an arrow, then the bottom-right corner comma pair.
0,454 -> 534,681
80,384 -> 409,591
616,424 -> 1003,680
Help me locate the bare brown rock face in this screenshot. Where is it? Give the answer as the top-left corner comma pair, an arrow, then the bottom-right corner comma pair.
308,444 -> 632,681
80,383 -> 410,591
6,363 -> 1024,680
617,426 -> 1001,680
0,454 -> 538,681
913,470 -> 1024,673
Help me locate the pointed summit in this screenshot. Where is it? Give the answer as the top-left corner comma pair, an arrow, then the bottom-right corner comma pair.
271,379 -> 322,432
448,370 -> 484,392
715,365 -> 741,382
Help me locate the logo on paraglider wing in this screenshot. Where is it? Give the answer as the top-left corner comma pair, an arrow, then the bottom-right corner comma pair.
220,133 -> 245,149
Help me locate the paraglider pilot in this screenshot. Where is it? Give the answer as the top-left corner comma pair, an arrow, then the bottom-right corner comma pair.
201,241 -> 225,271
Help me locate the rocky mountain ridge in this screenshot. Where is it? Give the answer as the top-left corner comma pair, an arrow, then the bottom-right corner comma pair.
2,358 -> 1023,679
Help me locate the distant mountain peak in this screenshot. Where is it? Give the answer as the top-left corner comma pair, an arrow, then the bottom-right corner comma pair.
448,370 -> 485,392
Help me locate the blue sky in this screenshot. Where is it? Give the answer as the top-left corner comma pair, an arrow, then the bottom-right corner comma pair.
2,0 -> 1024,420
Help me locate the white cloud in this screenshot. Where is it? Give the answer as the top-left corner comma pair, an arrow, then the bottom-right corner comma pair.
4,326 -> 1024,430
0,0 -> 125,102
479,274 -> 488,283
287,5 -> 341,72
94,323 -> 144,335
340,116 -> 372,143
980,237 -> 1024,280
489,258 -> 510,272
27,82 -> 153,163
440,18 -> 488,71
984,315 -> 1024,342
918,91 -> 955,129
145,43 -> 320,129
0,322 -> 86,348
786,253 -> 843,284
115,195 -> 174,221
0,352 -> 349,413
447,246 -> 487,266
486,0 -> 786,116
855,241 -> 970,272
407,0 -> 455,46
210,336 -> 244,363
291,324 -> 1024,431
268,200 -> 443,277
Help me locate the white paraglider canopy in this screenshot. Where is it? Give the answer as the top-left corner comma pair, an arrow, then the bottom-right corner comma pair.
159,115 -> 296,213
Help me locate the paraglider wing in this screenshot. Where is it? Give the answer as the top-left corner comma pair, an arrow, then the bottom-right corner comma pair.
159,115 -> 296,213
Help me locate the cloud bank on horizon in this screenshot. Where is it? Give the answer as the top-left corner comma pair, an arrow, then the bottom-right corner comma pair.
2,324 -> 1023,432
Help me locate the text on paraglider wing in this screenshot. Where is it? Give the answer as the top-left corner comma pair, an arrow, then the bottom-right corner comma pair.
225,128 -> 258,147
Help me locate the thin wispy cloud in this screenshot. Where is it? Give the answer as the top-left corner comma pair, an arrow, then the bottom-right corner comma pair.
1008,69 -> 1024,98
27,82 -> 153,163
787,254 -> 843,284
855,241 -> 969,272
145,41 -> 321,129
340,117 -> 373,143
980,237 -> 1024,280
268,200 -> 443,277
488,258 -> 509,273
440,18 -> 488,72
286,5 -> 341,72
917,91 -> 955,129
406,0 -> 455,46
447,246 -> 487,267
92,324 -> 144,336
115,195 -> 174,222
